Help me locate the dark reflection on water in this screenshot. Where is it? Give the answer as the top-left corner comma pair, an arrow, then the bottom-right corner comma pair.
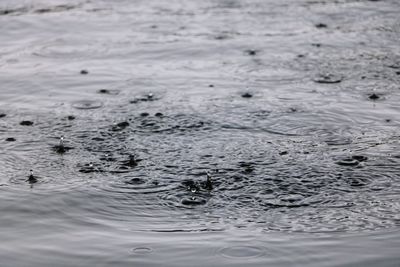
1,0 -> 400,266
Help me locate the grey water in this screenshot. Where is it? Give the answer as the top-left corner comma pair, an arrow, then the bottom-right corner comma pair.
1,0 -> 400,266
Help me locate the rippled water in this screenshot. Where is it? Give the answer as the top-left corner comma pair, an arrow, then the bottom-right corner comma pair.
1,0 -> 400,266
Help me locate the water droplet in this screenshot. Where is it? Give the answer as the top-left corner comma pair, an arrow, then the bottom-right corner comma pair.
27,169 -> 37,184
205,173 -> 213,190
54,135 -> 73,154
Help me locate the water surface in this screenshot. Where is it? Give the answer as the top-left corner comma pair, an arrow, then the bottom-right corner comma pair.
1,0 -> 400,266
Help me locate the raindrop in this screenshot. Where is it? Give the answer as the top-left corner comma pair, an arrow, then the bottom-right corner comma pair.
181,197 -> 207,206
27,169 -> 37,184
132,247 -> 153,255
72,100 -> 103,110
53,135 -> 72,154
241,92 -> 253,98
315,23 -> 328,28
245,49 -> 257,56
336,158 -> 359,166
78,162 -> 99,173
219,246 -> 264,258
203,172 -> 213,191
20,120 -> 34,126
313,74 -> 342,84
369,93 -> 380,100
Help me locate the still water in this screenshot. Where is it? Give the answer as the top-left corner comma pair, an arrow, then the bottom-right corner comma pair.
1,0 -> 400,266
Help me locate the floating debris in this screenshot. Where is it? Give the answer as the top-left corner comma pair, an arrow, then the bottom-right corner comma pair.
80,69 -> 89,75
5,137 -> 16,142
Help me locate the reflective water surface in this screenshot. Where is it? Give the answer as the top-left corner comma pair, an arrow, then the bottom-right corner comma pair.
1,0 -> 400,266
